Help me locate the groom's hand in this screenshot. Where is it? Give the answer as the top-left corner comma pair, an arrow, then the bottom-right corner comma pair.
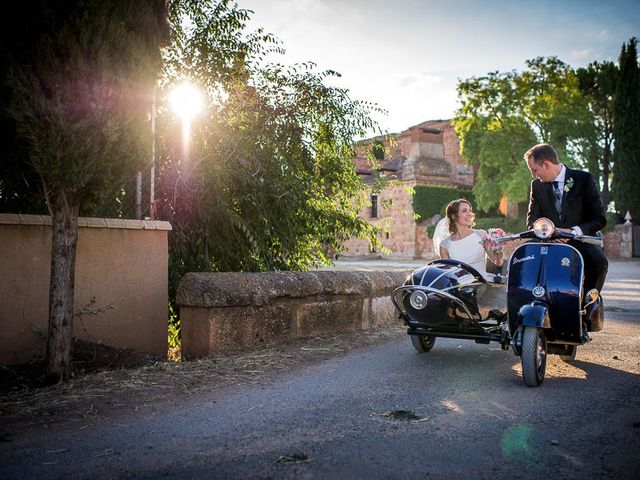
552,227 -> 572,243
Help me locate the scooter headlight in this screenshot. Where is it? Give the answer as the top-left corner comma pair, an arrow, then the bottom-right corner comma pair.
409,290 -> 428,310
532,217 -> 555,239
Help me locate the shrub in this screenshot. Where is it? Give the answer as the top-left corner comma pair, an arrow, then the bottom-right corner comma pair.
413,186 -> 474,222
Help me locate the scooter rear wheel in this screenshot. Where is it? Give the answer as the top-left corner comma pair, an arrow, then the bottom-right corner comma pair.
521,327 -> 547,387
411,334 -> 436,353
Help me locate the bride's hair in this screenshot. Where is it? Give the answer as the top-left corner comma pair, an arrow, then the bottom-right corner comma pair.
445,198 -> 474,235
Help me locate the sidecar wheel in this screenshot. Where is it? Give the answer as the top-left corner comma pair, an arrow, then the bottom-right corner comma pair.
411,334 -> 436,353
559,345 -> 577,362
521,327 -> 547,387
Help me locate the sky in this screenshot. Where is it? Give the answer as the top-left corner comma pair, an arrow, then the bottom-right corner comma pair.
235,0 -> 640,134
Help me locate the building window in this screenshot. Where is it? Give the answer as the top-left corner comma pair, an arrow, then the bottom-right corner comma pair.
385,231 -> 390,240
371,194 -> 378,218
372,140 -> 385,161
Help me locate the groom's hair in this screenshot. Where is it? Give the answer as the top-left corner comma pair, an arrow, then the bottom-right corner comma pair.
524,143 -> 559,165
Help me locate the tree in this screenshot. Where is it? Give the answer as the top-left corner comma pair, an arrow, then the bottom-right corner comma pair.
154,1 -> 384,299
576,61 -> 617,207
4,0 -> 168,381
612,38 -> 640,220
454,57 -> 592,212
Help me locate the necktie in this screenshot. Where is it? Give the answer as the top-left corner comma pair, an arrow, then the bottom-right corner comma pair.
552,181 -> 562,213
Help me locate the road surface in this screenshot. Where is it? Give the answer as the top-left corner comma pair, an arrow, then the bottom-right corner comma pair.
1,259 -> 639,479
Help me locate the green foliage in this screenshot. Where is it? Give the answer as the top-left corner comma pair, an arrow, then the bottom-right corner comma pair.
576,61 -> 617,206
168,302 -> 180,350
612,38 -> 640,220
602,211 -> 623,233
4,0 -> 167,214
412,185 -> 475,221
454,57 -> 593,211
154,0 -> 385,302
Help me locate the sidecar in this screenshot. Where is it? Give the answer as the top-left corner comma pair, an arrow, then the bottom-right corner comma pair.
391,259 -> 510,352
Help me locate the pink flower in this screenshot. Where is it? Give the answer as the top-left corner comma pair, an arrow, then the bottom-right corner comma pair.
480,228 -> 506,255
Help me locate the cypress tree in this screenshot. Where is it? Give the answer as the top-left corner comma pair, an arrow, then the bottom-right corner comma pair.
4,0 -> 168,381
612,38 -> 640,220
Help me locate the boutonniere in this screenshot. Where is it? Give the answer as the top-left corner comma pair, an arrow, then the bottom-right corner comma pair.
564,177 -> 574,193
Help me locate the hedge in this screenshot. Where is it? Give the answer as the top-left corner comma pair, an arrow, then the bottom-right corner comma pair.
412,185 -> 475,222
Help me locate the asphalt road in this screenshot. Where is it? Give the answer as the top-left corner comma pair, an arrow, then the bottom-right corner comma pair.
2,259 -> 639,479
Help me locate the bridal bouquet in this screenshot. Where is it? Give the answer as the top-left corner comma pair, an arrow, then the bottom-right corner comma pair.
480,228 -> 507,255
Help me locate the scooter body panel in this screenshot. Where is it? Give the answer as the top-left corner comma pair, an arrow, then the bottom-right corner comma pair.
507,242 -> 584,344
516,302 -> 550,328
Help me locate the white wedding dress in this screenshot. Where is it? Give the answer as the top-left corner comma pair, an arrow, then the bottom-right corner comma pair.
439,230 -> 488,276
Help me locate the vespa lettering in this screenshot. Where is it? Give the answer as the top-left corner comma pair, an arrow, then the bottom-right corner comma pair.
513,255 -> 535,264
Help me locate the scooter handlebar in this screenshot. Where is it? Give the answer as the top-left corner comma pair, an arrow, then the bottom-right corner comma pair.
494,230 -> 603,247
495,232 -> 529,243
573,234 -> 604,247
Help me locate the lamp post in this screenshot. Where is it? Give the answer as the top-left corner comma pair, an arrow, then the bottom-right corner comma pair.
149,86 -> 157,220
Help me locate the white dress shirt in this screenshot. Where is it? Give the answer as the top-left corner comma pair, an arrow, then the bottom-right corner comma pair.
553,164 -> 582,235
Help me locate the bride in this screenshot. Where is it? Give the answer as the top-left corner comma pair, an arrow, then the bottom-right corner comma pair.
432,198 -> 503,277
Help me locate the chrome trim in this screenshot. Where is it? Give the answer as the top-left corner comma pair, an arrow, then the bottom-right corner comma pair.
391,285 -> 477,320
418,264 -> 432,286
440,281 -> 484,293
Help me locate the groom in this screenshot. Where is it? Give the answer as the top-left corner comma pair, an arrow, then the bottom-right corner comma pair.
524,143 -> 608,295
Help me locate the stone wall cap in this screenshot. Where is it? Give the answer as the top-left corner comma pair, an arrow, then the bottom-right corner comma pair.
85,217 -> 109,228
177,270 -> 411,308
105,218 -> 127,229
17,214 -> 46,225
124,219 -> 144,229
151,221 -> 172,231
0,213 -> 172,231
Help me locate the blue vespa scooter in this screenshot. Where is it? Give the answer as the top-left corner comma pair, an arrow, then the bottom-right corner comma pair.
496,217 -> 604,386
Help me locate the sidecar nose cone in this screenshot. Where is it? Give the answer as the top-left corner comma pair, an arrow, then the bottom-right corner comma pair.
409,291 -> 429,310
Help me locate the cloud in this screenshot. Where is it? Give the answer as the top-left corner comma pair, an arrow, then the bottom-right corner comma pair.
397,73 -> 442,89
570,49 -> 596,61
397,76 -> 417,87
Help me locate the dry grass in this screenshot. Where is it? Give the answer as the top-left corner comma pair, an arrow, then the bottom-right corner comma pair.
0,326 -> 406,433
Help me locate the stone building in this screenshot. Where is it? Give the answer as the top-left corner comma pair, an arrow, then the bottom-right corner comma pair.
342,119 -> 474,259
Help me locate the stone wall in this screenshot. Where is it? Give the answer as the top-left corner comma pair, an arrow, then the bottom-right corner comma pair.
0,214 -> 171,364
604,223 -> 633,258
414,223 -> 436,260
176,270 -> 410,359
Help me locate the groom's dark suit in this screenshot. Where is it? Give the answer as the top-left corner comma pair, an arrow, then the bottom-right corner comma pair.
526,166 -> 608,293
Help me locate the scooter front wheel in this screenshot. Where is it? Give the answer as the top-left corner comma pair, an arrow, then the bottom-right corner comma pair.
411,334 -> 436,353
521,326 -> 547,387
